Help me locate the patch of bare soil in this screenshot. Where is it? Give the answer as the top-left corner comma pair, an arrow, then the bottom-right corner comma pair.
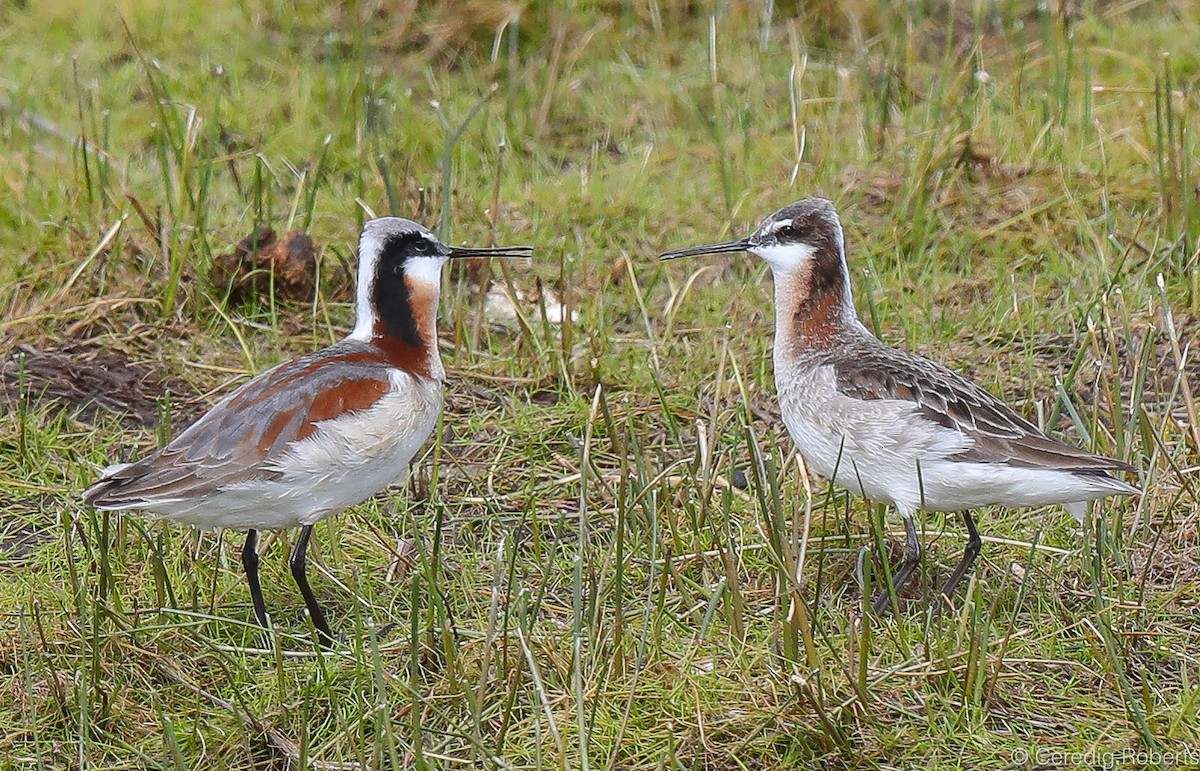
0,341 -> 205,429
1034,313 -> 1200,438
1129,538 -> 1200,591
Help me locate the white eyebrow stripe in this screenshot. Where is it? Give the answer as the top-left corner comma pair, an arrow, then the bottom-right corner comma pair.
759,218 -> 792,237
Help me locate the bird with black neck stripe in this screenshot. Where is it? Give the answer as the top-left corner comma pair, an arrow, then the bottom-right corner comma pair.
661,198 -> 1138,613
84,217 -> 532,646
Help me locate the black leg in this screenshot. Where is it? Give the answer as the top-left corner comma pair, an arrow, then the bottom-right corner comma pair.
872,512 -> 922,615
934,509 -> 982,608
242,529 -> 270,629
290,525 -> 334,648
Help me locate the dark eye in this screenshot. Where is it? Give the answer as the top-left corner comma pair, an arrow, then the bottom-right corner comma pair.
413,239 -> 431,254
778,224 -> 800,239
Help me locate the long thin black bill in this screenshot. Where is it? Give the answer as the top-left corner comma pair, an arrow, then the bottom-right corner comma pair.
658,238 -> 752,261
449,245 -> 534,259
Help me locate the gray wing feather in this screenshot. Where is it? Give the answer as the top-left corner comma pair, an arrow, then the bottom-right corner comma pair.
831,341 -> 1134,473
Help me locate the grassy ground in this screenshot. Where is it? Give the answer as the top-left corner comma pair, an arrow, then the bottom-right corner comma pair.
2,0 -> 1199,768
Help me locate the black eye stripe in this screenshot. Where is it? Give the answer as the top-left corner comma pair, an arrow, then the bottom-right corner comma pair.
379,232 -> 440,263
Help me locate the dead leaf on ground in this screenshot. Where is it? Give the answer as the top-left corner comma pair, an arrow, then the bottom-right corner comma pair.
484,279 -> 578,326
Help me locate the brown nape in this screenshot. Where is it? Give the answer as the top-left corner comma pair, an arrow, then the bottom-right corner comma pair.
372,276 -> 439,379
775,244 -> 854,354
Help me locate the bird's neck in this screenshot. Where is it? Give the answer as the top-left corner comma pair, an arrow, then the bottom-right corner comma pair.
362,277 -> 444,381
771,250 -> 861,360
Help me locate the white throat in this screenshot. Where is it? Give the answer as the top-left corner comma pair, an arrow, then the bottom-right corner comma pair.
404,255 -> 448,287
751,242 -> 818,274
754,233 -> 859,324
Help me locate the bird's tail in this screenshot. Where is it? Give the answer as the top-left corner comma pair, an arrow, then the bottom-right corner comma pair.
1065,471 -> 1140,522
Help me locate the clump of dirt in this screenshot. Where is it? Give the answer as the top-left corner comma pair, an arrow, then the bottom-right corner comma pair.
1030,313 -> 1200,440
208,227 -> 349,304
951,133 -> 1034,180
0,342 -> 203,429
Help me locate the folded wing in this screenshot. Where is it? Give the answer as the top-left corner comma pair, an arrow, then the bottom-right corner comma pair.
831,341 -> 1134,474
84,341 -> 397,509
